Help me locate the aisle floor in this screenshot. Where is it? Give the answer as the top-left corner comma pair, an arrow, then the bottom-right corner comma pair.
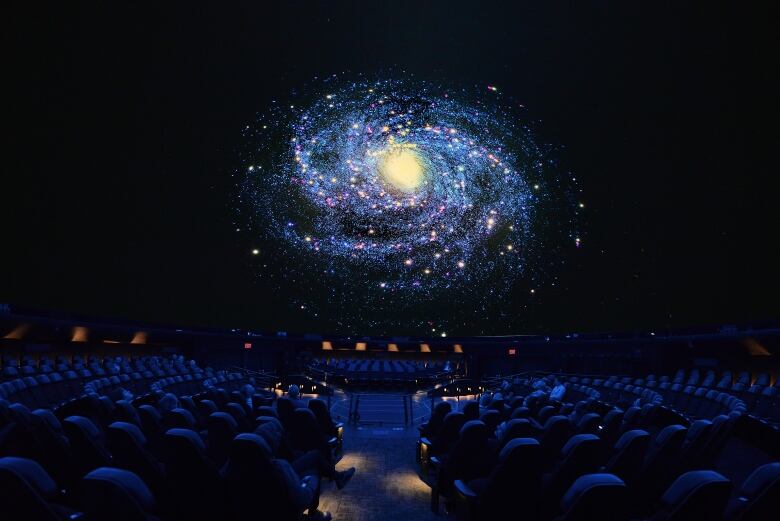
319,425 -> 440,521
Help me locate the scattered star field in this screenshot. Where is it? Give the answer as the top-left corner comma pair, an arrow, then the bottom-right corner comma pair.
234,74 -> 583,335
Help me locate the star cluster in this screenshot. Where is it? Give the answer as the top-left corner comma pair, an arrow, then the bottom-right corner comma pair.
235,75 -> 582,335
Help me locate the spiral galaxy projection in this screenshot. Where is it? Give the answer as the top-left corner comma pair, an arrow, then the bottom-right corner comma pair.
235,75 -> 583,335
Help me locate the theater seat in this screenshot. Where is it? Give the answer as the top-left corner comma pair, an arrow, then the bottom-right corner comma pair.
541,434 -> 606,515
29,409 -> 75,486
255,405 -> 278,420
163,407 -> 197,431
63,415 -> 112,477
276,396 -> 296,429
637,424 -> 688,502
0,456 -> 75,520
309,398 -> 344,454
648,470 -> 731,521
536,415 -> 573,467
511,406 -> 531,419
287,408 -> 329,456
554,473 -> 629,521
453,438 -> 542,521
222,432 -> 320,520
494,418 -> 534,451
431,420 -> 494,513
224,402 -> 252,432
678,419 -> 712,470
114,400 -> 142,427
80,467 -> 159,521
576,413 -> 601,435
420,411 -> 466,475
206,411 -> 239,466
537,405 -> 557,425
724,462 -> 780,520
106,422 -> 169,508
605,430 -> 650,484
462,400 -> 480,421
163,428 -> 225,520
137,405 -> 165,456
420,401 -> 452,442
479,409 -> 501,436
599,409 -> 625,446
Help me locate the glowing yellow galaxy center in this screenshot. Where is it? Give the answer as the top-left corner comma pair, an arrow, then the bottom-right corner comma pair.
377,145 -> 425,193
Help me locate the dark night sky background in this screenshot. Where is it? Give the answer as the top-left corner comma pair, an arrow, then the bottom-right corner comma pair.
3,1 -> 779,336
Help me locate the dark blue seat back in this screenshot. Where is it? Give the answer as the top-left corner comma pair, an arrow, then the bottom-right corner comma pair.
80,467 -> 157,521
556,473 -> 629,521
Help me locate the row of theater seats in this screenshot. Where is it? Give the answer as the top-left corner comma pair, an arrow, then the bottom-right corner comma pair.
1,354 -> 201,379
585,370 -> 779,393
416,390 -> 780,520
0,383 -> 344,520
561,373 -> 779,424
313,357 -> 455,374
0,356 -> 212,412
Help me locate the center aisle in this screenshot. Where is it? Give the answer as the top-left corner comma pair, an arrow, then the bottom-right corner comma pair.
319,425 -> 440,521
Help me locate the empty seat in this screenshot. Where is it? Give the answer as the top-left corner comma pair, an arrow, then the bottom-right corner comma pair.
638,424 -> 688,501
0,456 -> 75,520
432,420 -> 495,512
28,409 -> 75,486
536,415 -> 573,466
63,416 -> 112,477
541,434 -> 606,514
555,473 -> 629,521
163,407 -> 197,431
479,409 -> 501,436
679,420 -> 712,469
724,462 -> 780,520
163,428 -> 224,520
494,418 -> 534,451
80,467 -> 159,521
206,411 -> 239,466
648,470 -> 731,521
276,396 -> 296,429
454,438 -> 543,521
462,400 -> 480,421
106,422 -> 168,508
605,429 -> 650,484
114,400 -> 142,427
224,402 -> 252,432
137,405 -> 165,456
537,405 -> 557,425
576,413 -> 601,435
598,408 -> 625,445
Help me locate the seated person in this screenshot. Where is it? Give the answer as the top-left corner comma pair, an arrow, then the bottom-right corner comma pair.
255,416 -> 355,489
549,379 -> 566,401
158,392 -> 179,415
241,383 -> 255,409
287,384 -> 308,409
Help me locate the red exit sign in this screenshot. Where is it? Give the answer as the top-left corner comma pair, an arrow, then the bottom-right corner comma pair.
507,348 -> 517,356
243,342 -> 252,350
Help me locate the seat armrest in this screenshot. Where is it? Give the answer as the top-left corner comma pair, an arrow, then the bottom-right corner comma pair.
334,422 -> 344,430
430,456 -> 441,466
328,436 -> 338,446
301,474 -> 320,491
454,479 -> 477,500
420,436 -> 432,447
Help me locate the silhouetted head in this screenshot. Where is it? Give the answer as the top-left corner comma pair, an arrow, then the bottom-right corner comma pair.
158,393 -> 178,413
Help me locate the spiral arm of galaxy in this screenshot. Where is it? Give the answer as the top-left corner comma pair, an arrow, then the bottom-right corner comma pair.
234,76 -> 582,335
